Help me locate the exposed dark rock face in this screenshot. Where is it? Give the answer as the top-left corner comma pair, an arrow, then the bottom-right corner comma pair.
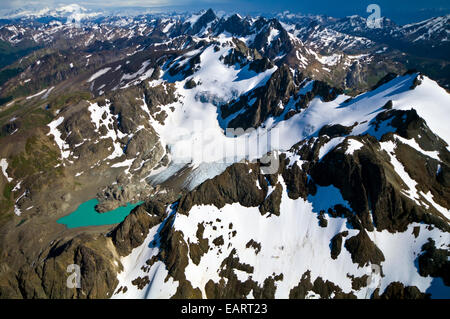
344,230 -> 385,267
203,248 -> 285,299
319,124 -> 354,138
131,276 -> 150,290
222,48 -> 247,66
318,211 -> 328,227
143,82 -> 177,114
189,9 -> 217,35
111,200 -> 168,256
125,127 -> 160,158
116,104 -> 448,298
417,238 -> 450,286
310,141 -> 374,230
310,134 -> 449,233
188,223 -> 209,265
184,78 -> 197,89
295,80 -> 343,109
177,157 -> 306,218
410,74 -> 423,89
15,234 -> 119,299
245,239 -> 261,254
221,38 -> 262,67
348,274 -> 369,291
178,163 -> 266,215
150,66 -> 161,80
281,159 -> 309,200
412,226 -> 421,238
382,100 -> 393,110
168,53 -> 201,79
215,14 -> 252,36
223,66 -> 342,130
372,282 -> 429,299
227,64 -> 295,129
248,57 -> 273,73
375,108 -> 449,153
312,277 -> 357,299
259,182 -> 282,216
330,231 -> 349,260
120,125 -> 449,298
250,20 -> 293,60
289,271 -> 357,299
155,214 -> 203,299
289,271 -> 314,299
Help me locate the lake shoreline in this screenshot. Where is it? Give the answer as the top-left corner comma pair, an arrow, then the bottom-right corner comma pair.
57,198 -> 144,229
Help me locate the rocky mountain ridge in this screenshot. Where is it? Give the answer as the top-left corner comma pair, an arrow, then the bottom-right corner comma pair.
0,8 -> 449,299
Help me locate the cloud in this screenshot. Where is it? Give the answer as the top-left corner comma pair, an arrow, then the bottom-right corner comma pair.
80,0 -> 174,7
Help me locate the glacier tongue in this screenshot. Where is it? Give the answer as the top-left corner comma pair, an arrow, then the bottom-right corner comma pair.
155,68 -> 450,190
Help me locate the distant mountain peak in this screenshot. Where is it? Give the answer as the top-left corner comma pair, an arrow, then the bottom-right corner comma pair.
0,3 -> 101,20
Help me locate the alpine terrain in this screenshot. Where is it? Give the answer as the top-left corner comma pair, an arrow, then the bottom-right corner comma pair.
0,5 -> 449,299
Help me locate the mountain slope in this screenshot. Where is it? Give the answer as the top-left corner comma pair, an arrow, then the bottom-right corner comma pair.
110,72 -> 450,299
0,8 -> 449,299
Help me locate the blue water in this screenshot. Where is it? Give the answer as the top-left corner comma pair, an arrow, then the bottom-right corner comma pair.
57,199 -> 144,229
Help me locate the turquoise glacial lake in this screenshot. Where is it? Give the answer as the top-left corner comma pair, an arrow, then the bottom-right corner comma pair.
57,199 -> 144,229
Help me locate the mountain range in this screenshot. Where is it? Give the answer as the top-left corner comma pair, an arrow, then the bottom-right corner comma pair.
0,6 -> 449,299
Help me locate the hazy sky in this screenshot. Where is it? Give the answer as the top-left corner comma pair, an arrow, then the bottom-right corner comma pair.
1,0 -> 449,24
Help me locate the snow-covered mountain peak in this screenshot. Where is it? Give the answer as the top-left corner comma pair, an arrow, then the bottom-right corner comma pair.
0,7 -> 449,300
0,3 -> 102,20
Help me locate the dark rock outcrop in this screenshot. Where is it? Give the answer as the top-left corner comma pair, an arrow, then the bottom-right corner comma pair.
330,231 -> 349,260
178,163 -> 266,215
248,57 -> 273,73
417,238 -> 450,286
111,200 -> 168,256
227,64 -> 295,129
372,282 -> 429,299
189,9 -> 216,35
16,234 -> 120,299
318,124 -> 354,138
344,230 -> 385,267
